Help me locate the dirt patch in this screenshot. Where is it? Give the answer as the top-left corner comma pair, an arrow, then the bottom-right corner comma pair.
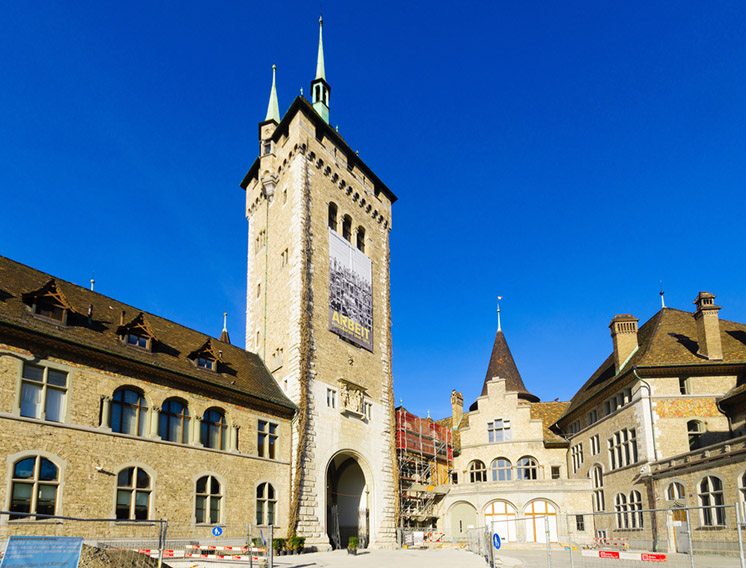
78,544 -> 168,568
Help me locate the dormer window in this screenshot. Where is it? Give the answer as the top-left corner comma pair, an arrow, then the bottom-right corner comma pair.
117,312 -> 156,353
189,339 -> 221,373
262,141 -> 272,155
22,279 -> 73,325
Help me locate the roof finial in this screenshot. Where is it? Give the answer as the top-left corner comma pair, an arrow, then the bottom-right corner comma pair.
264,64 -> 280,123
222,312 -> 228,332
497,295 -> 503,332
220,312 -> 231,344
316,15 -> 326,80
89,278 -> 95,292
659,281 -> 666,309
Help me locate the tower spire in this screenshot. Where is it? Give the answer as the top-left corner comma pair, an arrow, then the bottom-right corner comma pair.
310,16 -> 331,123
315,16 -> 326,80
220,312 -> 231,344
497,296 -> 503,332
265,64 -> 280,123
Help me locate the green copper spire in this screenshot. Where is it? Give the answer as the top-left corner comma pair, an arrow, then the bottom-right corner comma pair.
265,64 -> 280,123
315,16 -> 326,80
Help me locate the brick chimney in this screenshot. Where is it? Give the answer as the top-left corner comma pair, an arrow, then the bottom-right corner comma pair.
694,291 -> 723,360
610,314 -> 639,373
451,390 -> 463,428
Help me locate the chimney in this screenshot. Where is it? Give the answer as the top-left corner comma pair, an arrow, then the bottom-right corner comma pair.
610,314 -> 639,373
451,390 -> 464,428
694,291 -> 723,360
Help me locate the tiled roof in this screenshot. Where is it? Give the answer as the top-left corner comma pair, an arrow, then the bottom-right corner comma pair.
480,330 -> 538,402
0,256 -> 295,414
529,401 -> 570,447
561,308 -> 746,420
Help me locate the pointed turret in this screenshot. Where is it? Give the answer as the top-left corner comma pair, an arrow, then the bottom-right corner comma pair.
265,64 -> 280,124
219,312 -> 231,344
311,16 -> 331,123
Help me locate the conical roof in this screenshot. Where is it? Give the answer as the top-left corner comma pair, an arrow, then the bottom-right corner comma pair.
481,330 -> 539,402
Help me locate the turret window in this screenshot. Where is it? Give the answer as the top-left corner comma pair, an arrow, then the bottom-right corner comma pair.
356,227 -> 366,253
328,202 -> 338,231
342,215 -> 352,241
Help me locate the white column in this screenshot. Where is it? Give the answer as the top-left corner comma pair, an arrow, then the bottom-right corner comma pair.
99,396 -> 111,429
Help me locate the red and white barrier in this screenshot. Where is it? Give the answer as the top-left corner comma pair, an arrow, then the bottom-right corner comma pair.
134,546 -> 265,561
582,550 -> 667,562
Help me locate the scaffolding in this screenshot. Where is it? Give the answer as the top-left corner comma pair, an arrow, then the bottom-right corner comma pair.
396,406 -> 453,530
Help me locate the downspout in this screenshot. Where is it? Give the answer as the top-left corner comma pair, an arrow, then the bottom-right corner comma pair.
633,366 -> 660,551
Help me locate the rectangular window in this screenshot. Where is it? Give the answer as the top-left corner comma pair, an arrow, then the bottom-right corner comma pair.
590,434 -> 600,456
551,466 -> 561,479
258,420 -> 278,460
587,409 -> 598,425
20,363 -> 67,423
608,428 -> 638,470
576,515 -> 585,532
262,141 -> 271,155
364,401 -> 372,420
571,443 -> 584,473
487,419 -> 511,443
568,420 -> 581,435
679,377 -> 689,395
326,388 -> 337,409
604,388 -> 632,416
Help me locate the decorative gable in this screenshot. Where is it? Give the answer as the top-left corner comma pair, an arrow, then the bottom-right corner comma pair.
22,279 -> 73,324
117,312 -> 157,351
188,338 -> 222,372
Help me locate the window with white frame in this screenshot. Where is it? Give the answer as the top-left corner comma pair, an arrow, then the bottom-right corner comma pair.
258,420 -> 278,459
687,420 -> 705,450
116,466 -> 151,520
614,493 -> 629,529
516,456 -> 539,480
629,490 -> 643,528
256,482 -> 276,525
699,476 -> 725,526
608,428 -> 638,470
326,388 -> 337,409
364,401 -> 372,420
604,388 -> 632,416
487,418 -> 511,442
469,460 -> 487,483
591,465 -> 605,512
195,475 -> 222,524
587,409 -> 598,426
491,458 -> 512,481
19,363 -> 67,423
571,443 -> 584,473
590,434 -> 600,456
568,420 -> 581,435
666,482 -> 685,501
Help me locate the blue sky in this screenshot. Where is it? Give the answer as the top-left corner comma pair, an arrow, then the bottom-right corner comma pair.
2,2 -> 745,418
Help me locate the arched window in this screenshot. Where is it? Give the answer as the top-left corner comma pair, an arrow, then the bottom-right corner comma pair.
116,467 -> 151,520
491,458 -> 512,482
517,456 -> 538,480
629,490 -> 643,528
10,456 -> 59,520
356,226 -> 365,253
159,398 -> 190,444
524,500 -> 559,543
687,420 -> 705,450
328,202 -> 338,231
699,476 -> 725,526
615,493 -> 629,529
591,465 -> 605,511
342,215 -> 352,242
195,475 -> 222,524
468,460 -> 487,483
484,501 -> 517,542
111,388 -> 148,436
201,408 -> 227,450
256,482 -> 276,526
666,482 -> 685,501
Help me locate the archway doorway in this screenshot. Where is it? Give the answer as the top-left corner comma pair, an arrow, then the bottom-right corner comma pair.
326,453 -> 369,550
449,501 -> 477,541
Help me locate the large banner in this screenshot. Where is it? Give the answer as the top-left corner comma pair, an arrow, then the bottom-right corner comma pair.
328,228 -> 373,351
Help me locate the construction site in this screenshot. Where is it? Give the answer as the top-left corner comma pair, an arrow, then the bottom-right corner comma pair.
395,406 -> 454,532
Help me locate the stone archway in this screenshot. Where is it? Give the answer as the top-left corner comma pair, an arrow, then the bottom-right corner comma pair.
326,452 -> 369,550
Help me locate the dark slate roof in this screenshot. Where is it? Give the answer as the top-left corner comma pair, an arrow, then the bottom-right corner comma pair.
480,330 -> 539,402
560,308 -> 746,421
0,256 -> 295,414
240,96 -> 398,204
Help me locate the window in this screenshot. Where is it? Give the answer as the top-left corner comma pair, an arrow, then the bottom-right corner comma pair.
679,377 -> 690,395
591,465 -> 605,512
10,456 -> 59,519
34,297 -> 66,322
262,141 -> 271,155
551,466 -> 561,480
201,408 -> 227,450
281,248 -> 289,266
111,388 -> 148,436
258,420 -> 278,459
19,363 -> 67,422
256,282 -> 261,298
116,467 -> 151,520
256,482 -> 276,526
740,472 -> 746,505
126,333 -> 149,349
282,187 -> 287,204
517,456 -> 538,480
488,419 -> 511,442
356,227 -> 365,253
158,398 -> 190,444
604,388 -> 632,416
590,434 -> 600,456
576,515 -> 585,531
667,482 -> 685,501
196,357 -> 214,370
608,428 -> 638,470
615,493 -> 629,529
587,409 -> 598,426
687,420 -> 705,450
451,471 -> 458,485
469,460 -> 487,483
195,475 -> 222,524
629,491 -> 643,528
328,203 -> 338,231
491,458 -> 512,481
699,476 -> 725,526
342,215 -> 352,241
364,401 -> 372,420
568,420 -> 581,435
326,388 -> 337,409
571,443 -> 584,473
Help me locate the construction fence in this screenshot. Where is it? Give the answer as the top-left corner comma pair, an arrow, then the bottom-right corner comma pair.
0,511 -> 279,567
460,503 -> 746,568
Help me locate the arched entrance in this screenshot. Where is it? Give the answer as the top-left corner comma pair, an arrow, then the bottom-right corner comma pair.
524,499 -> 559,543
326,452 -> 369,550
449,501 -> 477,540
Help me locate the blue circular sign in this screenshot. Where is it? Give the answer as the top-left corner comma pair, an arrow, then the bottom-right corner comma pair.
492,533 -> 501,550
212,526 -> 223,537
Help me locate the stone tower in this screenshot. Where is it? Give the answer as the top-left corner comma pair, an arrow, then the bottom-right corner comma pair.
240,18 -> 398,550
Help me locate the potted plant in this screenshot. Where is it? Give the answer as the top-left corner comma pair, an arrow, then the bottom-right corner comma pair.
297,536 -> 306,554
347,535 -> 359,555
272,538 -> 286,556
288,536 -> 302,554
